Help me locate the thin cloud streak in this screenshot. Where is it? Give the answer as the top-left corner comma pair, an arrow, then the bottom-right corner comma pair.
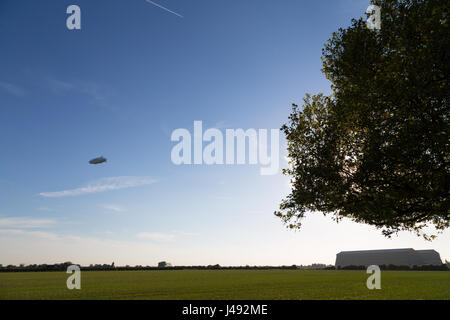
0,217 -> 56,228
0,82 -> 26,97
145,0 -> 183,18
102,204 -> 126,212
40,176 -> 157,198
136,232 -> 176,242
0,229 -> 59,240
44,76 -> 119,112
37,207 -> 54,212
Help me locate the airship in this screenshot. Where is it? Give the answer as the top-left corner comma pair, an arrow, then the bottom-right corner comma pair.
89,156 -> 107,164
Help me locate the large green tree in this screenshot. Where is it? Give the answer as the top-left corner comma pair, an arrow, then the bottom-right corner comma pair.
276,0 -> 449,238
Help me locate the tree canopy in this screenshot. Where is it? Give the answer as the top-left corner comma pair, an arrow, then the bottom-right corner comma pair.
276,0 -> 449,238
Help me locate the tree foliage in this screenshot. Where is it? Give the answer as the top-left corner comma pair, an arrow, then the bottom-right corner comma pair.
276,0 -> 449,238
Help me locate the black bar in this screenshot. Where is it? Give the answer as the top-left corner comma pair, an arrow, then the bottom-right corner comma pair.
1,300 -> 448,319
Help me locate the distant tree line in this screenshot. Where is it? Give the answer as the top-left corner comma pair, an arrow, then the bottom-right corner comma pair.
0,263 -> 299,272
0,262 -> 447,272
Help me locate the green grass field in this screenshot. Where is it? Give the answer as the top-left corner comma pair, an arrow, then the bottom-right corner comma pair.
0,270 -> 449,300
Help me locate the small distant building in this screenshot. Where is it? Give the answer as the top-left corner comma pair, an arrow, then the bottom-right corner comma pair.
158,261 -> 172,268
298,263 -> 329,270
335,248 -> 442,267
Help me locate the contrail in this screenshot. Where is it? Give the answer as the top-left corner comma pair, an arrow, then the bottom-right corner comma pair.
145,0 -> 183,18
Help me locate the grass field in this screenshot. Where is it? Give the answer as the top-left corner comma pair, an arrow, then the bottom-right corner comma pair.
0,270 -> 449,300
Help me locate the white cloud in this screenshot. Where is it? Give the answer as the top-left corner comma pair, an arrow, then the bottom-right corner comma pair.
0,217 -> 55,228
45,77 -> 117,111
102,204 -> 125,212
46,78 -> 75,92
0,229 -> 58,240
136,232 -> 175,242
37,207 -> 53,212
0,82 -> 26,97
175,231 -> 200,237
39,176 -> 157,198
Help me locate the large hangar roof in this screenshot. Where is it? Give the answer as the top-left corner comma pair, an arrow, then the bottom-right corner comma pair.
337,248 -> 414,255
335,248 -> 442,267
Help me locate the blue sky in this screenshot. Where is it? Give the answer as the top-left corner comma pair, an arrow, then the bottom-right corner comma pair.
0,0 -> 448,266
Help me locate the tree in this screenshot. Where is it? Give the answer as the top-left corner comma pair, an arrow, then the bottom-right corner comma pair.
276,0 -> 449,238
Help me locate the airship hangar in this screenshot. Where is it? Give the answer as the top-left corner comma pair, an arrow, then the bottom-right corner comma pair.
335,248 -> 443,267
